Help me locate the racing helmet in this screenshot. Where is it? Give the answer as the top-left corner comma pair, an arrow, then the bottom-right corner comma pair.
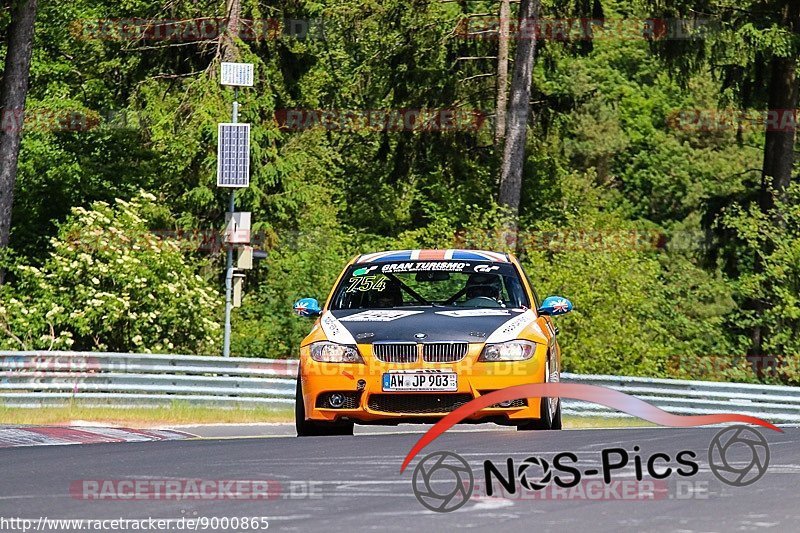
464,273 -> 503,300
372,280 -> 403,308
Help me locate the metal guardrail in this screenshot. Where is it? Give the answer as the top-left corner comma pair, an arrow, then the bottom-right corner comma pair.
559,373 -> 800,423
1,352 -> 799,423
0,352 -> 298,408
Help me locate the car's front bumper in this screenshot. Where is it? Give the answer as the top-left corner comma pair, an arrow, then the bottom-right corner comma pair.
299,343 -> 549,424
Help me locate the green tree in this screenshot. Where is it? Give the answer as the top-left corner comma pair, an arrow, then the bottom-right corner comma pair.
0,192 -> 221,352
643,0 -> 800,354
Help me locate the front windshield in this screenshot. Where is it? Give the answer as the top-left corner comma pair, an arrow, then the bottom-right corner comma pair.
330,261 -> 530,310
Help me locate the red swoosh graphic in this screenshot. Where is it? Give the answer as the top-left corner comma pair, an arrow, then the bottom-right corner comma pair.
400,383 -> 782,473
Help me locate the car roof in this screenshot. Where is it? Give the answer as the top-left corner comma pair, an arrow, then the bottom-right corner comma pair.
355,249 -> 510,264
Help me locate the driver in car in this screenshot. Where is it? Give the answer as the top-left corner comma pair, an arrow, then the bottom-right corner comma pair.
373,281 -> 403,308
464,273 -> 504,306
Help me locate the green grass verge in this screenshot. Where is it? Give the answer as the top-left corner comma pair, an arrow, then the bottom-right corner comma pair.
563,416 -> 657,429
0,403 -> 654,429
0,402 -> 295,427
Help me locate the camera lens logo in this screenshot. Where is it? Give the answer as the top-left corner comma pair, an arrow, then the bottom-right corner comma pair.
518,456 -> 552,491
412,451 -> 473,513
708,425 -> 770,487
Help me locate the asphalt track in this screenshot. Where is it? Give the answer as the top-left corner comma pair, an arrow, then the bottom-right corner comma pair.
1,426 -> 798,532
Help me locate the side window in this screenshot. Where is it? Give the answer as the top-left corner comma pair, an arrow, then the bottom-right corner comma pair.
503,275 -> 530,308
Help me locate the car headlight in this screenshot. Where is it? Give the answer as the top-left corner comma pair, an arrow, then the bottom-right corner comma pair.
309,342 -> 364,363
479,340 -> 537,361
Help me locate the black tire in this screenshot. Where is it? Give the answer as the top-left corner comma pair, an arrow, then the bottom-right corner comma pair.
518,397 -> 560,431
517,395 -> 562,431
550,397 -> 562,430
295,376 -> 354,437
518,355 -> 562,431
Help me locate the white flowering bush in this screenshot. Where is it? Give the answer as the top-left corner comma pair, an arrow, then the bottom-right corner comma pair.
0,193 -> 221,353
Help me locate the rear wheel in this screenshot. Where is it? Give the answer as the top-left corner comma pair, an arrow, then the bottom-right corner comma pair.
517,357 -> 562,431
295,376 -> 354,437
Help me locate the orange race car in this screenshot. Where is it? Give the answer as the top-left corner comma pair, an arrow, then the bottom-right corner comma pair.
292,249 -> 573,436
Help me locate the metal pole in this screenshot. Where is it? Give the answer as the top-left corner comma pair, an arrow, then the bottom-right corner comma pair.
223,88 -> 239,357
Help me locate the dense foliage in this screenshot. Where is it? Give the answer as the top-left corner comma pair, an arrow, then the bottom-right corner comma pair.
0,0 -> 797,383
0,193 -> 221,353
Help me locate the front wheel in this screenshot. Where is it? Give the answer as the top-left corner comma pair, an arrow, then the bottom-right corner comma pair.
295,376 -> 354,437
517,356 -> 562,431
517,396 -> 561,431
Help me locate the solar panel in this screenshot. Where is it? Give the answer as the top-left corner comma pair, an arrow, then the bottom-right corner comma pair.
217,123 -> 250,188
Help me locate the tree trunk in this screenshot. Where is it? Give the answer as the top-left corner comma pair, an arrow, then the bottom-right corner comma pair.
750,1 -> 800,355
498,0 -> 539,216
0,0 -> 38,257
760,0 -> 799,214
760,57 -> 798,214
494,0 -> 511,148
222,0 -> 242,61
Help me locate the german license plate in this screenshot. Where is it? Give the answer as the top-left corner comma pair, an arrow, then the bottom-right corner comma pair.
382,371 -> 458,392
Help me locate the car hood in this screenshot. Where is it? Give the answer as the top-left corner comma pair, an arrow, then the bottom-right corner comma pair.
325,307 -> 538,344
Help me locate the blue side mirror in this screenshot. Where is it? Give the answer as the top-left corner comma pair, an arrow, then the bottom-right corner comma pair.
537,296 -> 573,316
293,298 -> 322,317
